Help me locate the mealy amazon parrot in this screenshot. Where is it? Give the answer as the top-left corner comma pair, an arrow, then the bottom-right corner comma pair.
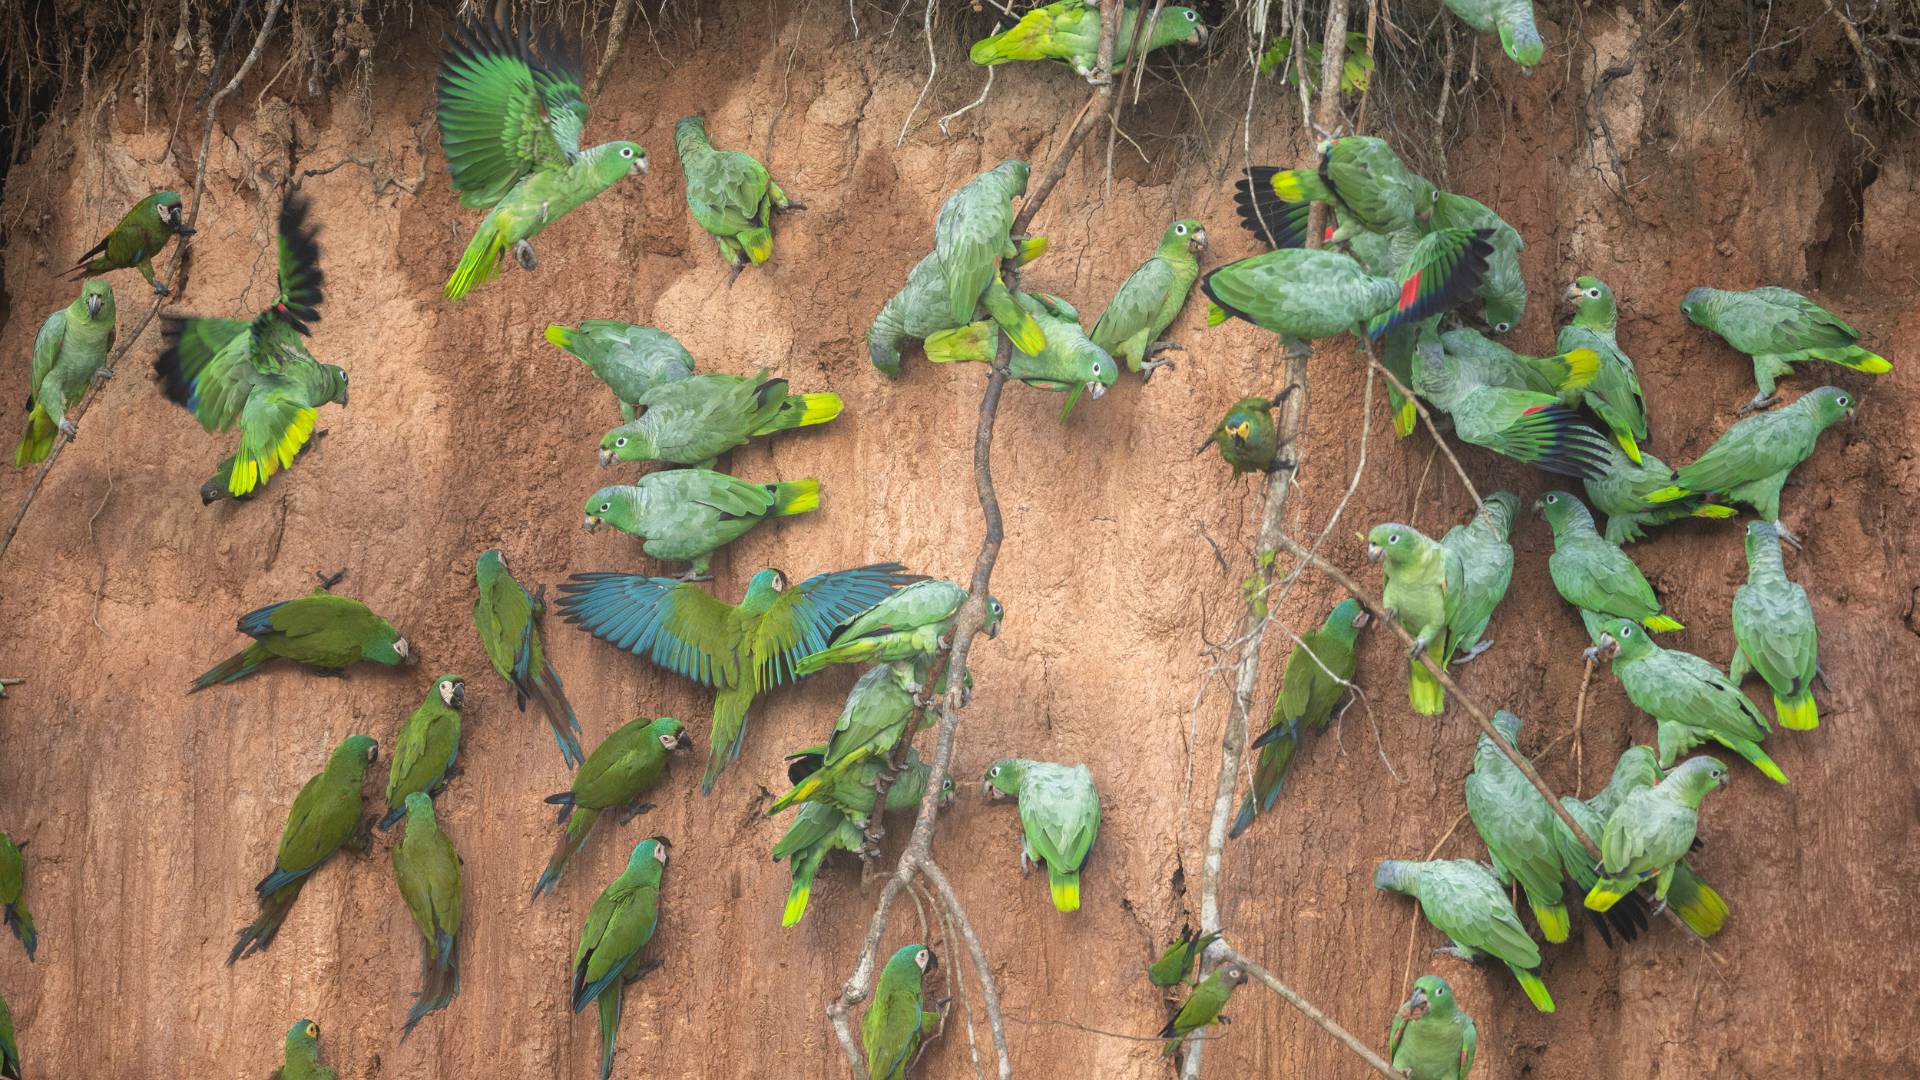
1536,490 -> 1683,642
1464,710 -> 1570,943
543,321 -> 695,421
674,116 -> 801,278
1586,756 -> 1727,912
1091,219 -> 1207,380
229,735 -> 379,964
582,471 -> 820,579
1373,858 -> 1555,1012
772,748 -> 948,926
1429,191 -> 1526,333
1367,522 -> 1460,715
1647,386 -> 1855,533
189,573 -> 411,692
795,579 -> 1002,688
1415,335 -> 1612,479
392,792 -> 463,1037
153,195 -> 347,497
983,758 -> 1101,912
969,2 -> 1208,80
1729,521 -> 1821,729
1388,975 -> 1477,1080
596,370 -> 841,468
1195,388 -> 1296,477
381,676 -> 466,829
1441,0 -> 1545,70
1237,137 -> 1437,242
867,240 -> 1048,376
864,944 -> 942,1079
1680,285 -> 1890,412
556,563 -> 919,792
534,717 -> 691,899
1555,277 -> 1649,462
1440,491 -> 1516,664
766,664 -> 923,816
1147,924 -> 1223,987
437,13 -> 647,301
1594,618 -> 1787,783
16,279 -> 115,466
69,190 -> 193,295
932,161 -> 1047,349
1160,963 -> 1247,1054
1580,440 -> 1735,544
474,548 -> 583,768
0,990 -> 16,1080
924,290 -> 1117,418
271,1018 -> 336,1080
574,838 -> 669,1080
0,833 -> 34,961
1232,598 -> 1366,838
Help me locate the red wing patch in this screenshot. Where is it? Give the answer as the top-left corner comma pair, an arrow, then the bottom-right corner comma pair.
1398,271 -> 1422,312
1522,404 -> 1548,416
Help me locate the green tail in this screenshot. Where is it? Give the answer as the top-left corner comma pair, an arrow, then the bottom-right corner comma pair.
1644,485 -> 1688,505
1808,345 -> 1891,373
5,901 -> 35,961
1587,398 -> 1643,463
794,638 -> 871,676
1409,656 -> 1445,716
768,479 -> 821,517
1667,864 -> 1729,938
190,642 -> 271,693
1532,901 -> 1571,945
1508,965 -> 1556,1013
1722,736 -> 1789,784
401,931 -> 460,1038
756,392 -> 843,434
741,226 -> 774,266
445,215 -> 508,302
1643,614 -> 1685,633
782,868 -> 817,928
1774,688 -> 1819,730
983,280 -> 1047,357
597,980 -> 625,1080
532,806 -> 601,899
924,322 -> 994,363
14,404 -> 56,466
767,746 -> 873,814
1048,864 -> 1081,912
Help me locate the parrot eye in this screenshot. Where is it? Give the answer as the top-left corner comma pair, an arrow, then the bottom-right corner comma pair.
599,502 -> 611,513
1185,10 -> 1196,19
1494,322 -> 1511,333
621,147 -> 635,159
988,765 -> 1001,777
1545,494 -> 1557,504
915,948 -> 931,969
615,436 -> 628,448
1838,395 -> 1852,406
1586,288 -> 1601,299
1387,533 -> 1399,544
305,1023 -> 318,1039
653,843 -> 669,865
1175,223 -> 1188,236
1620,626 -> 1633,637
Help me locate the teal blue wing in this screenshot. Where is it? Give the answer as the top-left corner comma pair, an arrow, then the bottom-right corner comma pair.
751,564 -> 923,689
437,15 -> 587,207
555,573 -> 741,688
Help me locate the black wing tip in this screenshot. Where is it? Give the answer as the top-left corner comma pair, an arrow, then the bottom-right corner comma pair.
154,318 -> 195,404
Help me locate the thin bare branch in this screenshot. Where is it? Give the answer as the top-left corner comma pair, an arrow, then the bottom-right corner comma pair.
1220,944 -> 1399,1078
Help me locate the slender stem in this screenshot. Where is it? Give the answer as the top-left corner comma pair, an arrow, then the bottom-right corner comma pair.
1365,353 -> 1483,511
1220,945 -> 1400,1078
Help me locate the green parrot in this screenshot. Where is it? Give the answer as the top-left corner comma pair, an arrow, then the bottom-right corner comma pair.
1595,618 -> 1786,783
1195,389 -> 1295,477
392,792 -> 463,1037
1091,219 -> 1208,379
674,116 -> 800,276
69,190 -> 194,295
556,563 -> 919,792
1555,277 -> 1650,462
795,579 -> 1001,681
924,291 -> 1117,417
153,196 -> 347,497
1441,0 -> 1545,70
969,2 -> 1208,79
574,838 -> 669,1080
1440,491 -> 1516,664
1729,521 -> 1821,729
1437,327 -> 1592,399
190,574 -> 412,692
1160,963 -> 1248,1054
1232,598 -> 1367,838
1373,858 -> 1554,1013
1464,711 -> 1569,943
582,470 -> 821,579
772,748 -> 947,926
867,241 -> 1049,376
1586,757 -> 1727,912
534,717 -> 691,899
543,321 -> 696,421
1415,337 -> 1613,478
0,832 -> 35,961
1431,192 -> 1526,333
1536,490 -> 1684,641
1388,975 -> 1477,1080
934,162 -> 1047,343
982,759 -> 1101,912
16,279 -> 116,466
1680,285 -> 1890,411
596,371 -> 842,468
1367,522 -> 1459,715
1240,137 -> 1437,242
229,734 -> 379,964
864,944 -> 942,1079
767,664 -> 923,815
0,990 -> 16,1080
381,676 -> 466,830
1581,440 -> 1737,545
474,548 -> 583,768
1148,924 -> 1223,987
271,1019 -> 335,1080
1647,386 -> 1855,529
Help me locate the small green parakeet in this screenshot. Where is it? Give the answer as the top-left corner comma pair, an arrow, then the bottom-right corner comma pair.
1729,521 -> 1821,729
557,563 -> 919,792
69,190 -> 193,295
229,735 -> 379,964
1367,522 -> 1460,715
1536,490 -> 1683,641
1091,219 -> 1207,379
190,575 -> 411,692
474,549 -> 583,768
596,371 -> 841,468
1586,757 -> 1727,912
271,1018 -> 335,1080
867,242 -> 1049,376
0,833 -> 35,960
437,13 -> 646,301
1441,0 -> 1545,70
1232,598 -> 1366,838
983,759 -> 1101,912
574,838 -> 669,1080
1388,975 -> 1477,1080
1649,386 -> 1854,527
1556,277 -> 1649,462
1160,963 -> 1248,1054
767,664 -> 923,815
1195,389 -> 1295,477
1241,137 -> 1437,242
969,2 -> 1208,79
543,321 -> 695,421
796,579 -> 1002,690
154,196 -> 347,497
1581,441 -> 1737,544
674,116 -> 800,275
1431,192 -> 1526,332
1373,858 -> 1554,1012
1681,285 -> 1890,411
381,676 -> 466,830
534,717 -> 691,899
1595,619 -> 1787,783
1415,337 -> 1612,478
924,291 -> 1117,417
772,749 -> 947,926
1440,492 -> 1517,664
583,470 -> 821,579
1148,924 -> 1222,987
392,792 -> 463,1037
0,990 -> 16,1080
864,944 -> 942,1079
16,279 -> 115,466
1464,711 -> 1569,943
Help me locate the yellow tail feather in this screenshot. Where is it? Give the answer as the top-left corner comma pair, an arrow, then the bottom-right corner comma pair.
14,405 -> 55,467
790,392 -> 843,427
1584,879 -> 1630,912
1644,485 -> 1687,505
1392,398 -> 1417,438
445,219 -> 508,302
1774,690 -> 1819,730
770,479 -> 821,517
1643,614 -> 1685,633
742,227 -> 774,266
1007,313 -> 1047,357
1690,503 -> 1737,519
1816,347 -> 1891,373
231,409 -> 316,496
1614,429 -> 1642,464
924,323 -> 993,363
1049,870 -> 1080,912
1559,348 -> 1602,391
1512,969 -> 1556,1014
1206,301 -> 1229,327
1016,236 -> 1049,266
782,882 -> 812,927
1532,902 -> 1571,945
1409,660 -> 1445,716
1671,880 -> 1730,938
1270,169 -> 1310,201
543,324 -> 575,350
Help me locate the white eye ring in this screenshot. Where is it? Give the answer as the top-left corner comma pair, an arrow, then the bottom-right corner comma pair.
1387,534 -> 1399,544
615,437 -> 628,448
340,371 -> 349,382
988,766 -> 1000,777
1175,224 -> 1188,235
1545,494 -> 1557,503
1586,288 -> 1601,299
621,147 -> 635,159
1621,626 -> 1633,637
1494,322 -> 1511,333
1185,10 -> 1196,18
599,502 -> 611,512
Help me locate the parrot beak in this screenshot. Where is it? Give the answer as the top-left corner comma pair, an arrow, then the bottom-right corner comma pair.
450,681 -> 466,707
1404,987 -> 1429,1017
1087,381 -> 1106,400
1531,497 -> 1545,515
1366,543 -> 1383,562
1351,609 -> 1372,628
676,730 -> 694,750
338,388 -> 349,407
1189,228 -> 1209,253
86,293 -> 103,318
1563,283 -> 1584,304
598,448 -> 617,467
981,780 -> 1000,799
925,950 -> 940,973
988,620 -> 1000,640
582,515 -> 601,533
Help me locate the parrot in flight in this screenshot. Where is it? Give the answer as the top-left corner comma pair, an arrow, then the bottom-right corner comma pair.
69,190 -> 194,295
573,838 -> 669,1080
1680,285 -> 1890,412
772,748 -> 947,926
153,195 -> 347,498
675,116 -> 801,278
1647,385 -> 1854,534
1388,975 -> 1477,1080
867,241 -> 1049,376
1368,522 -> 1459,715
534,717 -> 691,899
1536,490 -> 1684,642
596,371 -> 841,469
543,321 -> 695,421
1196,388 -> 1295,477
924,291 -> 1116,418
1441,0 -> 1545,70
1160,963 -> 1248,1054
1374,858 -> 1554,1012
1440,492 -> 1516,664
864,944 -> 943,1079
932,161 -> 1048,351
474,549 -> 583,768
969,2 -> 1208,80
1148,924 -> 1224,987
983,759 -> 1101,912
766,664 -> 923,816
1232,598 -> 1366,838
272,1019 -> 336,1080
1581,440 -> 1736,544
382,676 -> 466,829
795,579 -> 1001,686
1465,710 -> 1570,943
229,734 -> 378,964
556,563 -> 920,792
0,833 -> 35,961
1416,334 -> 1612,479
1091,219 -> 1207,380
1585,756 -> 1727,913
437,12 -> 647,301
1556,276 -> 1649,463
391,793 -> 463,1037
1593,618 -> 1787,783
582,471 -> 821,580
16,279 -> 115,466
189,572 -> 411,692
1729,521 -> 1821,729
1431,191 -> 1526,333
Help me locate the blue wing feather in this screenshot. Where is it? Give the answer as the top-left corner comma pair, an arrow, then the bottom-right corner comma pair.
237,600 -> 292,639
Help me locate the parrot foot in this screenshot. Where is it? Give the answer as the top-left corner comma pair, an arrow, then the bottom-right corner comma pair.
1454,639 -> 1494,664
442,763 -> 465,782
1772,521 -> 1804,550
631,957 -> 665,982
1648,897 -> 1668,916
57,418 -> 78,440
1139,357 -> 1176,382
617,801 -> 654,824
1433,945 -> 1476,962
776,198 -> 807,213
676,568 -> 715,582
151,279 -> 171,297
532,583 -> 547,607
1282,341 -> 1314,361
513,240 -> 538,272
1816,664 -> 1833,693
315,569 -> 348,591
1739,391 -> 1779,414
727,262 -> 746,288
1263,456 -> 1297,475
1019,850 -> 1031,878
1216,1015 -> 1232,1025
93,365 -> 116,385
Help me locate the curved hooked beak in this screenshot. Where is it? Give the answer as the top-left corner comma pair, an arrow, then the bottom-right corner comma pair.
449,681 -> 466,708
1189,228 -> 1209,253
582,515 -> 601,533
86,293 -> 103,319
1351,609 -> 1372,628
676,729 -> 694,750
1366,543 -> 1384,562
1087,381 -> 1107,401
1404,987 -> 1428,1016
598,448 -> 617,467
1563,283 -> 1585,303
981,780 -> 1001,799
1191,23 -> 1211,45
395,637 -> 417,666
